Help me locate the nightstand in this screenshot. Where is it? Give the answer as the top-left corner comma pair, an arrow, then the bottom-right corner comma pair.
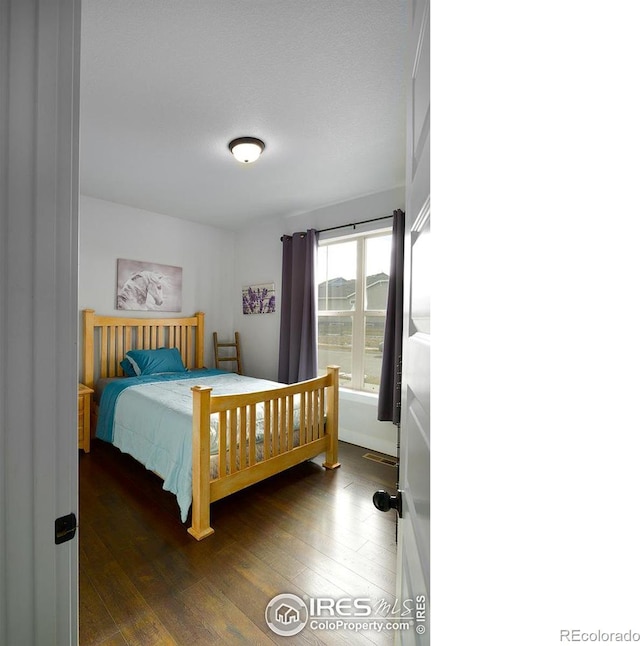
78,383 -> 93,453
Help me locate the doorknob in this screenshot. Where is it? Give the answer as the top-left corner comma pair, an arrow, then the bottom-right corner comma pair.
373,490 -> 403,517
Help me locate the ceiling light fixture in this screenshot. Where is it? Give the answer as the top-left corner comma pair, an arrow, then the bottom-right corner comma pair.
228,137 -> 265,164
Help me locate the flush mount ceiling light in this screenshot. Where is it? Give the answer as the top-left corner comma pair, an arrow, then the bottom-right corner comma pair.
228,137 -> 265,164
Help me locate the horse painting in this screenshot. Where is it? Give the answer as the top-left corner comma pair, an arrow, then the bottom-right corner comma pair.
117,271 -> 166,310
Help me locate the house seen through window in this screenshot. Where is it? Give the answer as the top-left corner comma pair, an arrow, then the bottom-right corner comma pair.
317,229 -> 392,393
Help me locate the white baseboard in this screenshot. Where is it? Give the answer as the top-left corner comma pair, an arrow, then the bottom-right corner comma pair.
340,426 -> 397,458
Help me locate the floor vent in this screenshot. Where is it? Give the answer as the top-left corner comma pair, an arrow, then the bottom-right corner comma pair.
363,452 -> 398,467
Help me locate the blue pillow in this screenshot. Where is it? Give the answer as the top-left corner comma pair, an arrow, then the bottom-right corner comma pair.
125,347 -> 187,376
119,358 -> 137,377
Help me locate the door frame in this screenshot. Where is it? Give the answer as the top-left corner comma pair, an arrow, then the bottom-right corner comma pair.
0,0 -> 81,642
394,0 -> 430,643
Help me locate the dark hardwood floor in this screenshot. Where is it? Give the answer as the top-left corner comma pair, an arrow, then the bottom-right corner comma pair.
79,441 -> 398,645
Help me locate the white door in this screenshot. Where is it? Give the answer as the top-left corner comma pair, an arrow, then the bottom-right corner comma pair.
396,0 -> 430,643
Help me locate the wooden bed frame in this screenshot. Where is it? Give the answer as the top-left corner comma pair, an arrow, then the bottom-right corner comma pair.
82,309 -> 340,539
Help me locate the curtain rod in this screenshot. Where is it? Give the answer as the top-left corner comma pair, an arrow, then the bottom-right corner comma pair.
317,214 -> 394,235
280,214 -> 394,241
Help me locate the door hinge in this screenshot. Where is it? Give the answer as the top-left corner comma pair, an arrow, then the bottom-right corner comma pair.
55,513 -> 77,545
394,355 -> 402,426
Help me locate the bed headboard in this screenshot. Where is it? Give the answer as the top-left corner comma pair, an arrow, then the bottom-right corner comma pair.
82,309 -> 205,389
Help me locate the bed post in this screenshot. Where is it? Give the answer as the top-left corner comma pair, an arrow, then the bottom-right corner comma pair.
195,311 -> 205,369
188,385 -> 215,540
83,309 -> 95,389
323,365 -> 341,470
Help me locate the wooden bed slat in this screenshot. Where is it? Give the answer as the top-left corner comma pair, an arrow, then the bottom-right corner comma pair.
125,327 -> 132,364
107,326 -> 114,376
316,390 -> 321,437
319,389 -> 325,443
249,404 -> 256,466
100,329 -> 108,378
287,395 -> 294,451
264,399 -> 271,460
308,390 -> 314,441
299,393 -> 306,446
229,410 -> 237,474
279,397 -> 286,454
116,327 -> 124,376
272,398 -> 279,456
239,406 -> 247,469
218,412 -> 227,480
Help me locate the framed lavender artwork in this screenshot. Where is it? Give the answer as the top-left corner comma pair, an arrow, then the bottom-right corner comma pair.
242,283 -> 276,315
116,259 -> 182,312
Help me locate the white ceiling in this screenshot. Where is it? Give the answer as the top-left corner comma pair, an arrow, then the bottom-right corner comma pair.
79,1 -> 408,231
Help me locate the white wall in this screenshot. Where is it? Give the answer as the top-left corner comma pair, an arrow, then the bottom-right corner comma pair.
78,195 -> 236,366
233,187 -> 404,457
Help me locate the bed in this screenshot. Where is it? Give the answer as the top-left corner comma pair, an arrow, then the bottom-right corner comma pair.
82,309 -> 340,540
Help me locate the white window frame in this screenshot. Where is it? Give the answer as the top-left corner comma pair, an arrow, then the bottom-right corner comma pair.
318,228 -> 391,392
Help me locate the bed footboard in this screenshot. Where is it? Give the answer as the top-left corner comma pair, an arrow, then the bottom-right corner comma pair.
188,365 -> 340,540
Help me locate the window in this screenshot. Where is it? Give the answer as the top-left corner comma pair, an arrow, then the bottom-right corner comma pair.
317,230 -> 392,393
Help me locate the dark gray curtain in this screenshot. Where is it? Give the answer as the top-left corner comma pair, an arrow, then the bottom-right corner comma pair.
378,210 -> 405,424
278,230 -> 318,383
